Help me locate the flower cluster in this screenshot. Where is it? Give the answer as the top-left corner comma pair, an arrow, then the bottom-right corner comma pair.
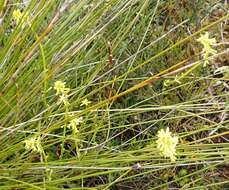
12,9 -> 28,27
67,117 -> 83,133
80,98 -> 91,106
24,136 -> 42,153
54,81 -> 70,95
13,9 -> 22,24
197,32 -> 217,66
54,81 -> 70,106
156,127 -> 178,162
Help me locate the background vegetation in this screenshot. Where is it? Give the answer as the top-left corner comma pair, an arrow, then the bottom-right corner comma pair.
0,0 -> 228,189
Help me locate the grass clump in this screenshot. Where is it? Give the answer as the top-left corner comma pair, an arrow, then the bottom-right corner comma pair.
0,0 -> 228,189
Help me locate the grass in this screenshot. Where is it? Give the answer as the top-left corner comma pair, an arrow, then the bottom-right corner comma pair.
0,0 -> 229,189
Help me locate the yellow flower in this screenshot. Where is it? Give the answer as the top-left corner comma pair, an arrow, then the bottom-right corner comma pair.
163,79 -> 172,87
197,32 -> 216,53
12,9 -> 28,26
156,127 -> 178,162
54,81 -> 70,95
24,136 -> 42,153
13,9 -> 22,24
67,117 -> 83,133
59,94 -> 70,106
80,99 -> 91,106
197,32 -> 217,66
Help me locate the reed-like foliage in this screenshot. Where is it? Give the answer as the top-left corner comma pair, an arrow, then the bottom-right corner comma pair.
0,0 -> 228,189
